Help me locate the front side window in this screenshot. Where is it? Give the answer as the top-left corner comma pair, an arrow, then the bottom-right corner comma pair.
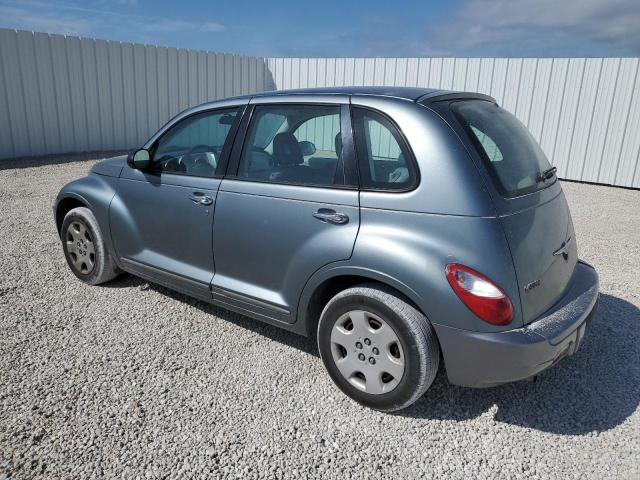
152,107 -> 240,177
452,100 -> 554,197
352,107 -> 417,190
237,104 -> 343,186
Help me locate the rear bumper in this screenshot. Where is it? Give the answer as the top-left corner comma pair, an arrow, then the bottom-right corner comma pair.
433,261 -> 599,388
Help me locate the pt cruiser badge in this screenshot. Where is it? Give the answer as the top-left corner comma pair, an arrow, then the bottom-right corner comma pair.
553,236 -> 572,260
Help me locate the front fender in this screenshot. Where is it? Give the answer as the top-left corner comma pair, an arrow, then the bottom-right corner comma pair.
55,174 -> 119,260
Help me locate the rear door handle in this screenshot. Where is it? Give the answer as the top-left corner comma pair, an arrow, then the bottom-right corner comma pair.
313,208 -> 349,225
189,192 -> 213,206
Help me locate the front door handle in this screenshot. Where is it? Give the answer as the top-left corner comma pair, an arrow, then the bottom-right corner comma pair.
313,208 -> 349,225
189,192 -> 213,206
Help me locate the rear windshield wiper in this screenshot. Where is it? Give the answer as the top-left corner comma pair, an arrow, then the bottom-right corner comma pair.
537,166 -> 557,183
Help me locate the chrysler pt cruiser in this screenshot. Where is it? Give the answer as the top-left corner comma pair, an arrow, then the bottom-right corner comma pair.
54,87 -> 599,411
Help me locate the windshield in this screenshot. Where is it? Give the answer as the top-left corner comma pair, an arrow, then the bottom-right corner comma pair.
452,100 -> 554,197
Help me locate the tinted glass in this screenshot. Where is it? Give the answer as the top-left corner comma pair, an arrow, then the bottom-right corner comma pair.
352,108 -> 416,190
152,108 -> 240,177
237,105 -> 342,186
453,100 -> 554,197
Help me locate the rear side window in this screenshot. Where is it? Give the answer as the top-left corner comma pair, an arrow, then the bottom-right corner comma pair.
452,100 -> 554,197
352,107 -> 417,191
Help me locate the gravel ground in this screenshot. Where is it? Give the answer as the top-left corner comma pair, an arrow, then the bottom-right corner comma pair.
1,154 -> 639,479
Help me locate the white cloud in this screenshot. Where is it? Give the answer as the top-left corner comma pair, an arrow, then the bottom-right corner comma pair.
201,22 -> 225,33
145,19 -> 197,33
0,0 -> 226,39
426,0 -> 640,55
0,5 -> 93,36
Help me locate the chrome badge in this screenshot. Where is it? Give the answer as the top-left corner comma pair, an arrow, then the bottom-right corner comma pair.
553,236 -> 572,260
524,279 -> 541,292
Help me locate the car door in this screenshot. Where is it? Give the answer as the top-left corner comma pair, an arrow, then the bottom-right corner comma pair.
110,105 -> 244,300
211,96 -> 360,323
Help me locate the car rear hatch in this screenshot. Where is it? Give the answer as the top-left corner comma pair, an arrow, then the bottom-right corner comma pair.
446,99 -> 577,324
498,187 -> 578,323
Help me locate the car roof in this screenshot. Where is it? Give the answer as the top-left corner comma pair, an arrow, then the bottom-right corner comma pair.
251,86 -> 446,101
208,86 -> 494,104
184,87 -> 496,116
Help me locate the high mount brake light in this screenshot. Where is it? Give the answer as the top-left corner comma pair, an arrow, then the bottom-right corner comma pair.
445,264 -> 513,326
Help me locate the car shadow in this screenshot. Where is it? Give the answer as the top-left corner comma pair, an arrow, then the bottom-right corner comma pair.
399,293 -> 640,435
104,274 -> 319,357
105,276 -> 639,435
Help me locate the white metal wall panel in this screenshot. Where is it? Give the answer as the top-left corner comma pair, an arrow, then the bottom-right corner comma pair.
66,36 -> 88,153
527,58 -> 552,141
615,60 -> 640,187
567,59 -> 601,181
0,29 -> 274,159
146,45 -> 160,136
108,41 -> 126,152
582,58 -> 620,182
81,38 -> 101,152
596,59 -> 635,185
0,31 -> 30,156
33,32 -> 60,154
95,39 -> 114,150
538,58 -> 568,164
16,31 -> 45,156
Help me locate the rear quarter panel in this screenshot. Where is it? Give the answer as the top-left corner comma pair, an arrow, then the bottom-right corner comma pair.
352,210 -> 523,332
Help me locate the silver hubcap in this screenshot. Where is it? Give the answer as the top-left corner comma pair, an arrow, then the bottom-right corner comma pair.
330,310 -> 405,395
66,220 -> 95,274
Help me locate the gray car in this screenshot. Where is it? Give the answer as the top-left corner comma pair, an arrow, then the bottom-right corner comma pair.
54,87 -> 599,411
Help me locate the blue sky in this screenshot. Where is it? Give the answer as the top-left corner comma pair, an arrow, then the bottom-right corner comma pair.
0,0 -> 638,57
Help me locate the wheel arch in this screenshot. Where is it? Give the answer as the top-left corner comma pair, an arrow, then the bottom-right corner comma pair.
297,266 -> 431,338
54,175 -> 119,262
55,194 -> 90,237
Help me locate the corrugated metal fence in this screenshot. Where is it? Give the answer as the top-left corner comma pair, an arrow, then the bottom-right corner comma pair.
1,28 -> 639,188
266,57 -> 640,188
0,29 -> 274,159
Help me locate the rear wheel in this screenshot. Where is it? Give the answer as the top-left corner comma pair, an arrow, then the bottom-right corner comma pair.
317,284 -> 440,411
61,207 -> 119,285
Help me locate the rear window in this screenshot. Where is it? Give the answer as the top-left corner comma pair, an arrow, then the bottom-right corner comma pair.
452,100 -> 554,197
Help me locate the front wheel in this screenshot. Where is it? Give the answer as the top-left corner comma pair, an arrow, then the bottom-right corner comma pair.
317,284 -> 440,411
61,206 -> 119,285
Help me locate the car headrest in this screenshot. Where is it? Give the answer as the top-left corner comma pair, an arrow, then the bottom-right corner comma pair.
273,132 -> 303,166
335,132 -> 342,158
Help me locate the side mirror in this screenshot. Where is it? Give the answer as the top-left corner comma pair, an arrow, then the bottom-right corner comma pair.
299,140 -> 316,156
127,148 -> 151,169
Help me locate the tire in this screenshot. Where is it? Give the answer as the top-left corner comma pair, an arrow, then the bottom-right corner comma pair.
61,206 -> 119,285
317,284 -> 440,411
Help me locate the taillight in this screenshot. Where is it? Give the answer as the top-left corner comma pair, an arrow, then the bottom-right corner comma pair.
445,264 -> 513,326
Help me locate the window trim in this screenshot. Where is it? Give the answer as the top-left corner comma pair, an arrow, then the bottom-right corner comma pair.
350,106 -> 420,193
147,105 -> 245,179
224,102 -> 358,190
